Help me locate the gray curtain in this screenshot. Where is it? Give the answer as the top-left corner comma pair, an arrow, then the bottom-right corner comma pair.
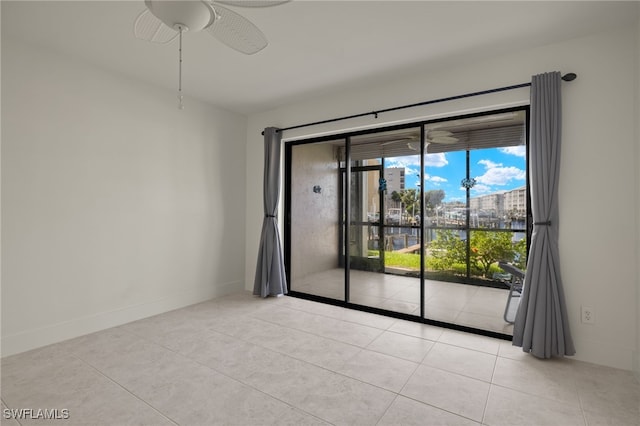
512,72 -> 575,358
253,127 -> 288,297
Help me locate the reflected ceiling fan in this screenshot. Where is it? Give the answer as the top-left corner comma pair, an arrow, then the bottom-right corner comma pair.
380,130 -> 459,151
134,0 -> 289,108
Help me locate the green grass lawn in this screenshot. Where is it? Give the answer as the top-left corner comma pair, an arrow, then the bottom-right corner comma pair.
369,250 -> 421,269
368,250 -> 505,276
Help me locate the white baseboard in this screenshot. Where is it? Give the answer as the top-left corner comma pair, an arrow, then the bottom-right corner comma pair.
572,337 -> 635,371
1,280 -> 243,358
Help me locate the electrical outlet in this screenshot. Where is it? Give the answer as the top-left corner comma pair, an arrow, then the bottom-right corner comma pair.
581,306 -> 595,324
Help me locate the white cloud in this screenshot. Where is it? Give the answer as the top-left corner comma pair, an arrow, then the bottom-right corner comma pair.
385,156 -> 418,169
499,146 -> 526,158
476,166 -> 526,185
426,153 -> 448,167
478,159 -> 501,169
475,157 -> 525,186
404,167 -> 419,176
386,153 -> 448,169
422,174 -> 447,187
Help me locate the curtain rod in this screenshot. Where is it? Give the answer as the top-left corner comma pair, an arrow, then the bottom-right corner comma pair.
264,73 -> 577,135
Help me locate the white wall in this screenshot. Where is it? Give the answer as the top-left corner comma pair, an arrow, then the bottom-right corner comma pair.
1,38 -> 247,356
246,25 -> 639,371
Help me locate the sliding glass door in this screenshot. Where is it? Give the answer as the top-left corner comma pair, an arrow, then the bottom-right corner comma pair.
421,110 -> 529,334
343,128 -> 423,315
285,107 -> 529,338
287,138 -> 345,301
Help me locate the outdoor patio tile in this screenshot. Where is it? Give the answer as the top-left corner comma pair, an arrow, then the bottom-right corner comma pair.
378,298 -> 419,315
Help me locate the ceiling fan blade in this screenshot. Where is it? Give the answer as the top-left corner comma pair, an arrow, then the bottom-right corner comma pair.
427,136 -> 459,144
134,9 -> 179,44
381,135 -> 458,146
427,130 -> 454,138
380,137 -> 418,146
215,1 -> 290,8
207,3 -> 268,54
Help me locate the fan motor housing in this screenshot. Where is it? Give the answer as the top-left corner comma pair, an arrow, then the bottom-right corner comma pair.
145,0 -> 215,32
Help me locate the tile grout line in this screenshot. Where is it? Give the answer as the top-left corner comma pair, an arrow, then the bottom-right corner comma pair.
122,311 -> 392,424
279,303 -> 397,331
488,382 -> 584,413
1,396 -> 25,426
66,353 -> 180,426
74,325 -> 332,426
395,392 -> 485,425
194,320 -> 416,407
573,371 -> 590,426
248,308 -> 386,349
373,393 -> 400,426
255,301 -> 508,394
480,351 -> 501,425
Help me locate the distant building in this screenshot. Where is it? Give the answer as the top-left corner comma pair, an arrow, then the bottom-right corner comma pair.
385,167 -> 405,193
384,167 -> 405,208
503,186 -> 526,218
357,163 -> 407,220
470,192 -> 504,217
469,186 -> 526,219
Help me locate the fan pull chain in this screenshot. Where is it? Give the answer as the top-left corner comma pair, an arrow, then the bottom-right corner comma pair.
177,25 -> 184,110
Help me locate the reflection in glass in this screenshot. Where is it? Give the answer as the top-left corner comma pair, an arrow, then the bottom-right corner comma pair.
422,111 -> 528,335
289,140 -> 345,300
287,108 -> 529,337
346,129 -> 422,314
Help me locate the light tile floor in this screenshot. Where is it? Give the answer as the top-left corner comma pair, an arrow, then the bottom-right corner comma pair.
293,269 -> 518,335
2,292 -> 639,425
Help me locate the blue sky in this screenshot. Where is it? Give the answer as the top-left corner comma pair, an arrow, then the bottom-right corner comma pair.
385,145 -> 526,202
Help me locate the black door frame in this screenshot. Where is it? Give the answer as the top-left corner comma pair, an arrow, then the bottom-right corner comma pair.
338,163 -> 385,273
283,106 -> 529,341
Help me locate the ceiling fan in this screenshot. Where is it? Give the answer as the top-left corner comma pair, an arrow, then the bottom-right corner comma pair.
134,0 -> 289,108
380,130 -> 459,151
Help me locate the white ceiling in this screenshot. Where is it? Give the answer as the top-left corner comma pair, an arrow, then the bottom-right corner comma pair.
2,1 -> 638,115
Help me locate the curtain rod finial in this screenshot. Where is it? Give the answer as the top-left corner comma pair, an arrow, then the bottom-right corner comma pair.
562,73 -> 577,81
